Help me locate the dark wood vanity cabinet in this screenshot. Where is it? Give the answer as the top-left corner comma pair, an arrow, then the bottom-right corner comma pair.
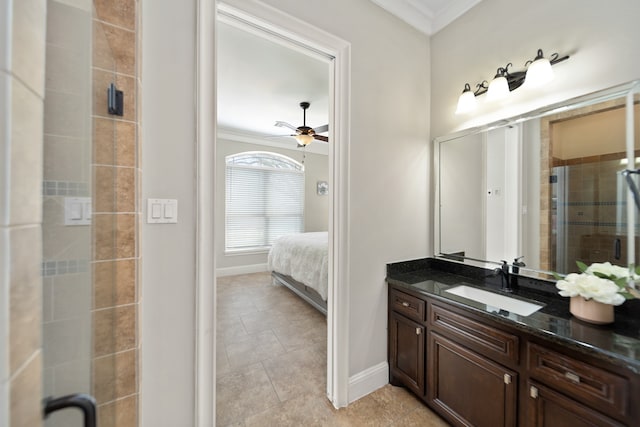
428,331 -> 517,427
387,283 -> 639,426
524,380 -> 624,427
428,301 -> 519,427
388,289 -> 426,396
389,310 -> 425,396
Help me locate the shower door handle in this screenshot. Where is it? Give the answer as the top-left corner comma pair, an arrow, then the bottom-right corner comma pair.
43,393 -> 97,427
614,238 -> 621,260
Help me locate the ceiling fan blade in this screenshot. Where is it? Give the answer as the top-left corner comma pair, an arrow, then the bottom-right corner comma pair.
313,135 -> 329,142
274,121 -> 298,132
265,134 -> 296,139
313,124 -> 329,133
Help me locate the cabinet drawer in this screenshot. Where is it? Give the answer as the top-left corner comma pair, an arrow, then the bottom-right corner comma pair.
390,289 -> 425,322
431,303 -> 519,364
525,380 -> 624,427
527,343 -> 629,417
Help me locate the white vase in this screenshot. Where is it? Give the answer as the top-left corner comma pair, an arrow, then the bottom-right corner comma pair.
570,296 -> 614,325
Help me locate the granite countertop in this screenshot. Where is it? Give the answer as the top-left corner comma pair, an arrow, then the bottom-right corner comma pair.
387,258 -> 640,374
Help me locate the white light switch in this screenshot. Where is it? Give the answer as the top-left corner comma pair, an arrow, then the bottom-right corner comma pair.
151,203 -> 162,219
147,199 -> 178,224
164,203 -> 173,218
70,202 -> 83,220
65,197 -> 91,226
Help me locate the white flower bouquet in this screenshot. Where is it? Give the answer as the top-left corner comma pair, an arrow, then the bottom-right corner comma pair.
555,261 -> 638,306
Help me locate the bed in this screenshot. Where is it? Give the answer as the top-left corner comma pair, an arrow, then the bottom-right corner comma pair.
267,231 -> 328,315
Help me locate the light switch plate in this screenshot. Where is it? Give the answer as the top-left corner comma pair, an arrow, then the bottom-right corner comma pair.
65,197 -> 91,226
147,199 -> 178,224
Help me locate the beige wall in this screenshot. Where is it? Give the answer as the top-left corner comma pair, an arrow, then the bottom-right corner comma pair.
140,0 -> 198,425
0,0 -> 46,426
431,0 -> 640,138
215,138 -> 329,272
552,104 -> 640,160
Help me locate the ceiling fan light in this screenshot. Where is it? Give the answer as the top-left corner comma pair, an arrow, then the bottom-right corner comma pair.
525,50 -> 554,88
487,74 -> 509,101
455,83 -> 477,114
295,134 -> 314,146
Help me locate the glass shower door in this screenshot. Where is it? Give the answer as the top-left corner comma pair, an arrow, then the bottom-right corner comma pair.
42,1 -> 128,425
42,1 -> 94,425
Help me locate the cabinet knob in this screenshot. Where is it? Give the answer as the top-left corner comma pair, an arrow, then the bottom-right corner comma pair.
401,301 -> 410,307
503,373 -> 511,384
415,327 -> 421,335
530,385 -> 538,399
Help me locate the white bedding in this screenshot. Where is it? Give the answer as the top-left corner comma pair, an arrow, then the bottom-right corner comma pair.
267,231 -> 328,301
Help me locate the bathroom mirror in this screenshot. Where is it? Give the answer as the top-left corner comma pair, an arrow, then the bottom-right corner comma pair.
435,81 -> 640,277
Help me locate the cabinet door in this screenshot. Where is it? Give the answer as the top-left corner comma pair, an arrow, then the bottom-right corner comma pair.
389,311 -> 425,396
428,331 -> 517,427
525,380 -> 624,427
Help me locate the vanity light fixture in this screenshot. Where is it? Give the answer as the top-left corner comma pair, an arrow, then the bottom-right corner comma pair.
487,67 -> 510,101
455,83 -> 478,114
455,48 -> 569,114
524,49 -> 556,87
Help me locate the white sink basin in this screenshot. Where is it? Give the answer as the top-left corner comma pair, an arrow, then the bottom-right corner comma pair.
445,285 -> 543,317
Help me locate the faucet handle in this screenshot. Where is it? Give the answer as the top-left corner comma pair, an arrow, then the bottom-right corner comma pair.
513,256 -> 526,267
500,260 -> 510,273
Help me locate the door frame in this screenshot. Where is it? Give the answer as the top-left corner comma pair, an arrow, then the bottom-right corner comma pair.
195,1 -> 351,424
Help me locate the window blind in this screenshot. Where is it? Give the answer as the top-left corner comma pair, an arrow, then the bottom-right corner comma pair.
225,152 -> 304,251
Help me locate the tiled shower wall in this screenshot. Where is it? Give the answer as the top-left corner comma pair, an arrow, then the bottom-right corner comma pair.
540,98 -> 627,271
0,0 -> 47,426
91,0 -> 140,425
553,156 -> 640,271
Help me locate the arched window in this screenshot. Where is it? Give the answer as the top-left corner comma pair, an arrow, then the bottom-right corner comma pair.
225,151 -> 305,251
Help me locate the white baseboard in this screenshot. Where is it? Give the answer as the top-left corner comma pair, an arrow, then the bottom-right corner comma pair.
216,263 -> 268,277
348,362 -> 389,403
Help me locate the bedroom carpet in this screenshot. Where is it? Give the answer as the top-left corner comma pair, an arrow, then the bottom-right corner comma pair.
216,272 -> 449,427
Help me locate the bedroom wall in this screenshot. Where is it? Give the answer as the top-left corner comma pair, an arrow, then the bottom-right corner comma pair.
430,0 -> 640,138
215,137 -> 329,274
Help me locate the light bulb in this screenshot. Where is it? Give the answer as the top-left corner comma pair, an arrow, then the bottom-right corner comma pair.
487,74 -> 509,101
455,84 -> 477,114
295,134 -> 314,146
525,50 -> 554,88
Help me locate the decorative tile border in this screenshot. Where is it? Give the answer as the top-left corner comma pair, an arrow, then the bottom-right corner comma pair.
41,259 -> 90,277
561,201 -> 626,207
563,221 -> 640,228
42,180 -> 90,197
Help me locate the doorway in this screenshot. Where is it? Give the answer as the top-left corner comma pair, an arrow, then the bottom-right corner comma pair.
211,0 -> 351,414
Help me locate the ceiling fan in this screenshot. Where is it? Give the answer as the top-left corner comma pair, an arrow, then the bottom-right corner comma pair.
274,101 -> 329,147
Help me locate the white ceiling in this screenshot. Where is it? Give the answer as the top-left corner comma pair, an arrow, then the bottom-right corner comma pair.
370,0 -> 482,35
217,19 -> 330,148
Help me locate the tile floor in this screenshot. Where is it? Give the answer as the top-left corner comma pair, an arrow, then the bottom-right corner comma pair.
216,272 -> 450,426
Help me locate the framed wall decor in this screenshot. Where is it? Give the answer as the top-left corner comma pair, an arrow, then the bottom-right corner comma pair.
317,181 -> 329,195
